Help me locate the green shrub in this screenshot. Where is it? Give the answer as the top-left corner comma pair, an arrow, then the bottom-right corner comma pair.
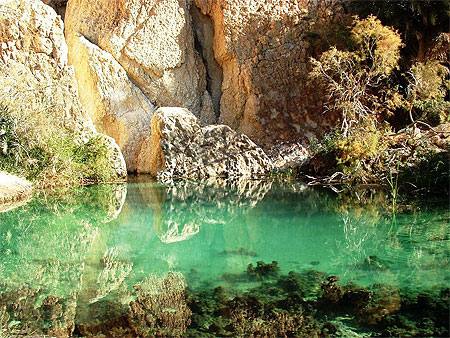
398,147 -> 450,194
0,103 -> 116,187
0,48 -> 120,187
310,15 -> 403,136
309,122 -> 388,179
406,60 -> 450,125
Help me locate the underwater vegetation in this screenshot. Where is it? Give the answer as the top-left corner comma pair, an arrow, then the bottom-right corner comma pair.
0,261 -> 448,337
0,182 -> 448,337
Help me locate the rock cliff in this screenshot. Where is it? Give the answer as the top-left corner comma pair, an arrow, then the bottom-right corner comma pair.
193,0 -> 336,146
65,0 -> 215,121
12,0 -> 340,177
63,0 -> 332,153
0,0 -> 126,180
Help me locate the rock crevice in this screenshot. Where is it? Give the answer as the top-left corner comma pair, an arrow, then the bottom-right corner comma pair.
190,3 -> 223,119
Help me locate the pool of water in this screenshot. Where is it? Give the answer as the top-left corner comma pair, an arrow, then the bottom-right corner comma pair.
0,179 -> 448,337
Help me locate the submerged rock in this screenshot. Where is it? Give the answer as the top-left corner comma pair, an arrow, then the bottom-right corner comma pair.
247,261 -> 280,280
128,273 -> 191,337
220,247 -> 258,257
359,255 -> 391,271
148,107 -> 274,180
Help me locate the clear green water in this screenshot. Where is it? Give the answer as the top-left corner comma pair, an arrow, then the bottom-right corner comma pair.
0,180 -> 448,336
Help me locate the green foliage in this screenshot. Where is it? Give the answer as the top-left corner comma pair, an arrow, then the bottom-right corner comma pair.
406,60 -> 450,125
0,103 -> 116,187
398,147 -> 450,195
386,165 -> 399,212
350,15 -> 403,76
310,123 -> 388,179
0,47 -> 121,187
73,135 -> 115,183
310,16 -> 403,136
347,0 -> 450,63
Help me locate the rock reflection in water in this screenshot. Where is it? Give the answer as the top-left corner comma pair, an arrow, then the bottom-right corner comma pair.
0,184 -> 128,337
0,180 -> 448,337
132,178 -> 272,244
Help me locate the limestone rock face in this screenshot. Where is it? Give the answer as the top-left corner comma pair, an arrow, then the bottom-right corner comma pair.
149,107 -> 273,180
268,143 -> 310,171
69,35 -> 155,172
63,0 -> 336,150
0,0 -> 126,179
194,0 -> 333,146
65,0 -> 214,121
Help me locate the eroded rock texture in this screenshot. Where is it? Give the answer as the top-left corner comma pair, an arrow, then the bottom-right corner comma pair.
148,107 -> 273,180
65,0 -> 215,121
0,0 -> 126,178
69,35 -> 155,172
193,0 -> 336,146
63,0 -> 336,155
41,0 -> 67,19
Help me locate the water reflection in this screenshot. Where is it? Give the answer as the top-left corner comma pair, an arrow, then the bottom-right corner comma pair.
0,184 -> 127,337
0,180 -> 448,336
153,179 -> 272,243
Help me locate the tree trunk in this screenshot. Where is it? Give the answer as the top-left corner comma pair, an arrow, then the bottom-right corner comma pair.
417,37 -> 425,62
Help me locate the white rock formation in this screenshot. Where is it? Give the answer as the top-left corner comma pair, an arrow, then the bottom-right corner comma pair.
148,107 -> 274,180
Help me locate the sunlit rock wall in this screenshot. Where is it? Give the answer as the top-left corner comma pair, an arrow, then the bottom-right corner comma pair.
193,0 -> 335,146
65,0 -> 215,122
0,0 -> 126,178
62,0 -> 335,155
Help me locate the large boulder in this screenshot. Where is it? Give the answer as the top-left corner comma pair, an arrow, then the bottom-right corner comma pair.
65,0 -> 215,123
0,0 -> 126,179
148,107 -> 273,180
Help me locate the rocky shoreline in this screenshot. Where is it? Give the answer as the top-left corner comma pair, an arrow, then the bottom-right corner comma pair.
0,0 -> 448,193
0,172 -> 32,207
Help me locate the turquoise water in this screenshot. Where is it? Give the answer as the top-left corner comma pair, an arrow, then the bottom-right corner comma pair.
0,179 -> 448,336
